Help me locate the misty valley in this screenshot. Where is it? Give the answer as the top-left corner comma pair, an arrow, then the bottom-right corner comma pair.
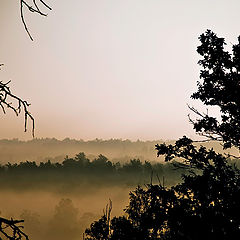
0,139 -> 239,240
0,145 -> 183,240
0,1 -> 239,236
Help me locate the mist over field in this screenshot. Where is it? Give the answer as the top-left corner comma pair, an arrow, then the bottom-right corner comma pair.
0,138 -> 161,164
0,0 -> 239,238
0,138 -> 238,164
0,138 -> 178,239
0,187 -> 130,240
0,138 -> 239,239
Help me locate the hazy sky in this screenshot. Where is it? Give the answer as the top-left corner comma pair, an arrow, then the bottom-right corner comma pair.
0,0 -> 239,140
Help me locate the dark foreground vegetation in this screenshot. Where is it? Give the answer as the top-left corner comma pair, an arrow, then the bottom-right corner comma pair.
83,30 -> 240,240
1,9 -> 240,238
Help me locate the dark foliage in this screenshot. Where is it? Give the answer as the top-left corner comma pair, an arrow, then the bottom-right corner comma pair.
155,138 -> 240,239
84,30 -> 240,239
0,153 -> 184,190
189,30 -> 240,149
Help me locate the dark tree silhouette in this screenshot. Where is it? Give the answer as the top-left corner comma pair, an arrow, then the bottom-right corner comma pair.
85,201 -> 112,240
84,30 -> 240,239
189,30 -> 240,149
155,137 -> 240,239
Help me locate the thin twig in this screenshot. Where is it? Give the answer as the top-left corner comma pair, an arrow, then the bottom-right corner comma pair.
0,80 -> 35,137
0,217 -> 29,240
20,0 -> 52,40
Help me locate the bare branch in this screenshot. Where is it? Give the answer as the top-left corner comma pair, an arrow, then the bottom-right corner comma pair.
224,153 -> 240,160
187,104 -> 223,142
0,217 -> 29,240
20,0 -> 52,40
0,79 -> 35,137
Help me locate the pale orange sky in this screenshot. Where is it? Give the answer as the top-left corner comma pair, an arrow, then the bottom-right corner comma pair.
0,0 -> 239,140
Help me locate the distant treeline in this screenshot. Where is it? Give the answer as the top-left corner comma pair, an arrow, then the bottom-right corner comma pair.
0,152 -> 187,191
0,138 -> 237,164
0,138 -> 165,164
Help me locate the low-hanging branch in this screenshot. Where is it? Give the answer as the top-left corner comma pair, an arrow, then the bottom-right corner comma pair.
20,0 -> 52,40
0,2 -> 51,239
0,66 -> 35,136
187,104 -> 223,142
0,217 -> 29,240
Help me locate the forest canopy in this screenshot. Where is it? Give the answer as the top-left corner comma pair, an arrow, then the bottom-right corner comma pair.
0,153 -> 186,191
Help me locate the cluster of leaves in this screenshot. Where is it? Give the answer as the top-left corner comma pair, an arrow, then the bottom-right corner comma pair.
190,30 -> 240,149
84,30 -> 240,239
